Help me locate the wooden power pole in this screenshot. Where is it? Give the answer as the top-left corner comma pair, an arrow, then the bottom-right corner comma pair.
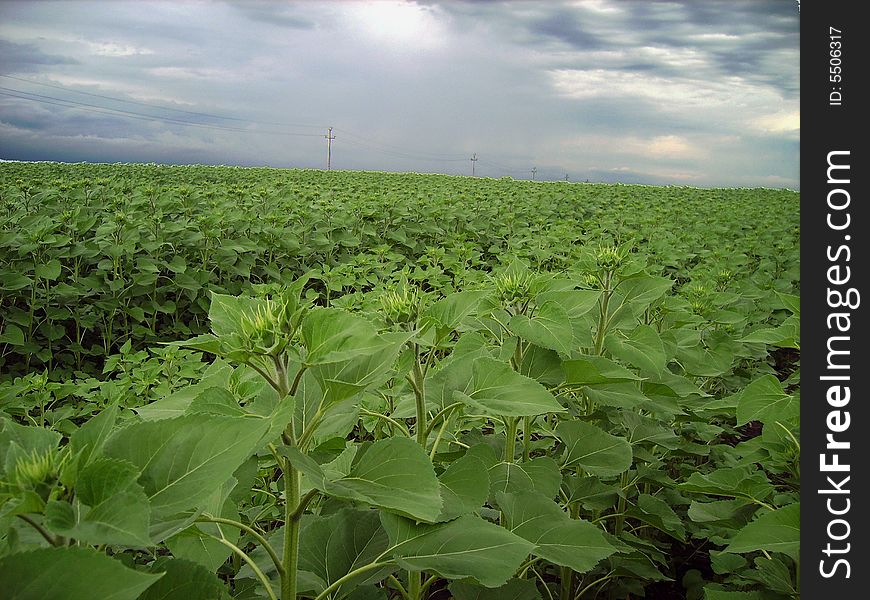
324,127 -> 335,170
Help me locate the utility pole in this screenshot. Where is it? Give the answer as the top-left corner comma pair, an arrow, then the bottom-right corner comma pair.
565,173 -> 569,181
324,126 -> 335,170
531,166 -> 537,180
470,153 -> 478,176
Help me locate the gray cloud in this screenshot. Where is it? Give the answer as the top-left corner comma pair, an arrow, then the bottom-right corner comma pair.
0,0 -> 799,188
0,39 -> 79,73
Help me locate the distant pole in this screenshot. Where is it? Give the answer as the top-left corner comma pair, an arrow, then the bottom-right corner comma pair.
324,127 -> 335,170
565,173 -> 569,181
470,153 -> 478,176
531,167 -> 537,180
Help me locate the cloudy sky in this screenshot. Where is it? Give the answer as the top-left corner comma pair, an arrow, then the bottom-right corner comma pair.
0,0 -> 799,188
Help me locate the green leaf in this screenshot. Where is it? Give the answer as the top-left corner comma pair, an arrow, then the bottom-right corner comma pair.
448,578 -> 542,600
678,467 -> 774,505
0,272 -> 32,291
702,585 -> 765,600
423,290 -> 490,333
709,550 -> 747,575
628,493 -> 686,542
776,292 -> 800,317
0,323 -> 25,346
289,437 -> 442,522
339,437 -> 442,522
311,333 -> 406,407
736,376 -> 798,426
166,525 -> 234,573
436,453 -> 491,522
298,508 -> 392,597
509,301 -> 574,354
557,420 -> 633,477
104,414 -> 274,521
745,556 -> 798,596
497,491 -> 616,573
564,476 -> 619,512
139,558 -> 227,600
604,325 -> 667,376
47,458 -> 152,546
381,512 -> 535,587
488,456 -> 562,502
534,289 -> 601,319
726,503 -> 800,560
302,308 -> 386,365
455,357 -> 565,417
562,356 -> 643,386
614,275 -> 673,310
0,546 -> 162,600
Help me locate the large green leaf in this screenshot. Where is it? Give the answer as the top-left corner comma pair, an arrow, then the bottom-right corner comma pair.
627,493 -> 686,542
726,503 -> 800,560
0,546 -> 162,600
678,467 -> 774,505
736,376 -> 798,426
436,452 -> 491,522
604,324 -> 667,376
455,357 -> 565,417
561,356 -> 642,386
311,332 -> 407,406
423,290 -> 490,333
509,301 -> 574,354
298,508 -> 392,598
557,420 -> 633,477
449,578 -> 542,600
288,437 -> 442,522
104,414 -> 274,520
534,290 -> 601,319
488,456 -> 562,502
46,457 -> 151,546
497,491 -> 616,573
302,308 -> 386,365
381,512 -> 535,587
139,558 -> 227,600
613,275 -> 673,311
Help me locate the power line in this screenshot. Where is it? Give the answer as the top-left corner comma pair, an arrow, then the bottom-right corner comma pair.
335,127 -> 467,162
0,74 -> 325,130
0,87 -> 323,137
338,136 -> 467,163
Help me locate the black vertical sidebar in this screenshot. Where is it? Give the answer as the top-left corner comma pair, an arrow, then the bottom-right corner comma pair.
801,1 -> 867,597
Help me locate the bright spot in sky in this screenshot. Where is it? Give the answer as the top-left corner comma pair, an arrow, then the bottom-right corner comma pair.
345,1 -> 443,48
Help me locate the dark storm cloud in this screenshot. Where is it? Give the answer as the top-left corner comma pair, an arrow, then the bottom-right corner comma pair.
0,39 -> 78,74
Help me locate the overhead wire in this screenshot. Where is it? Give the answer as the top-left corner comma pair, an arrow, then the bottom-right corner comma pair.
0,74 -> 325,130
0,87 -> 323,137
0,76 -> 556,175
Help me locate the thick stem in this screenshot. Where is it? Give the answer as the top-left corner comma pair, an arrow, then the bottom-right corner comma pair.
408,570 -> 423,600
504,417 -> 518,463
281,463 -> 301,600
593,272 -> 614,356
522,415 -> 532,462
614,471 -> 629,537
412,345 -> 428,447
